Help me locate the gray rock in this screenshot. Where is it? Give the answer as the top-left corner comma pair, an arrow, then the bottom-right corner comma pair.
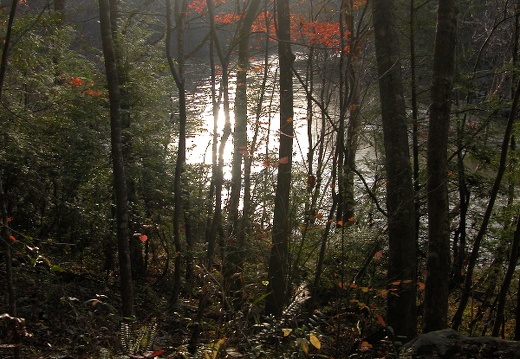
400,329 -> 520,358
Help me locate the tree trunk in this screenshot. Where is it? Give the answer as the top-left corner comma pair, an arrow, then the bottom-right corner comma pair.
337,0 -> 363,226
205,0 -> 231,270
0,9 -> 19,352
225,0 -> 261,305
451,115 -> 470,289
492,215 -> 520,337
166,0 -> 188,305
423,0 -> 457,333
452,78 -> 520,330
0,5 -> 19,343
371,0 -> 417,340
265,0 -> 294,318
410,0 -> 422,249
108,0 -> 145,281
99,0 -> 134,318
0,5 -> 22,356
54,0 -> 65,22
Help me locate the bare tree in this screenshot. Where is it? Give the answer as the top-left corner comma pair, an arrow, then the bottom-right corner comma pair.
165,0 -> 188,305
226,0 -> 261,304
423,0 -> 457,333
265,0 -> 295,317
99,0 -> 134,318
371,0 -> 417,340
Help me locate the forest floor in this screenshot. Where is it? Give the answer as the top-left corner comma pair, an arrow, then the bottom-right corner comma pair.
4,262 -> 520,358
1,258 -> 196,358
1,253 -> 379,359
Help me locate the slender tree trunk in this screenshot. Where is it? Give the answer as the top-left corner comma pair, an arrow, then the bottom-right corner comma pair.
0,9 -> 18,358
54,0 -> 65,22
371,0 -> 417,340
410,0 -> 422,249
0,6 -> 19,344
423,0 -> 457,333
206,0 -> 231,270
338,0 -> 363,226
109,0 -> 145,280
493,3 -> 519,336
166,0 -> 188,304
99,0 -> 134,318
492,215 -> 520,337
451,113 -> 470,288
225,0 -> 261,305
312,68 -> 333,292
516,273 -> 520,340
265,0 -> 294,317
206,38 -> 219,268
452,78 -> 520,330
244,0 -> 272,252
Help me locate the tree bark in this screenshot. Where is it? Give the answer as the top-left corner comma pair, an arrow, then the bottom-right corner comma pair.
54,0 -> 65,22
0,3 -> 20,356
423,0 -> 457,333
492,215 -> 520,337
99,0 -> 134,318
337,0 -> 364,226
371,0 -> 417,340
265,0 -> 294,317
205,0 -> 231,270
226,0 -> 261,305
166,0 -> 188,305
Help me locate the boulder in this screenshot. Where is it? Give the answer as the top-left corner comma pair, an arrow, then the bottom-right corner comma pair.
400,329 -> 520,358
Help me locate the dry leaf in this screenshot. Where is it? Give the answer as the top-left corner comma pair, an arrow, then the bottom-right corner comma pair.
309,333 -> 321,349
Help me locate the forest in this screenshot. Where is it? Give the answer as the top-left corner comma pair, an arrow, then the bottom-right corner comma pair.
0,0 -> 519,358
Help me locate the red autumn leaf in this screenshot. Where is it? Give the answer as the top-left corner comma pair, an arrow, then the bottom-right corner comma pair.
376,314 -> 386,328
359,341 -> 373,352
9,235 -> 16,242
87,89 -> 102,97
187,0 -> 206,14
150,349 -> 165,358
138,234 -> 148,243
373,251 -> 383,260
278,156 -> 289,165
215,12 -> 241,24
69,77 -> 84,87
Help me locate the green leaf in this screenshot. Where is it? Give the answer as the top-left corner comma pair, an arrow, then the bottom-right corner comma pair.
50,264 -> 65,272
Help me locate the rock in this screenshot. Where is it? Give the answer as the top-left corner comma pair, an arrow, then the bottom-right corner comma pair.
400,329 -> 520,358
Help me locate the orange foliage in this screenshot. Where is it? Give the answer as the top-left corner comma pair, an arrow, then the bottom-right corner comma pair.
214,12 -> 241,24
68,76 -> 103,97
186,0 -> 367,54
187,0 -> 226,15
69,77 -> 84,87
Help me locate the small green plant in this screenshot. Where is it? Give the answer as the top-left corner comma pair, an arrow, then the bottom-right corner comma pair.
120,318 -> 164,358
